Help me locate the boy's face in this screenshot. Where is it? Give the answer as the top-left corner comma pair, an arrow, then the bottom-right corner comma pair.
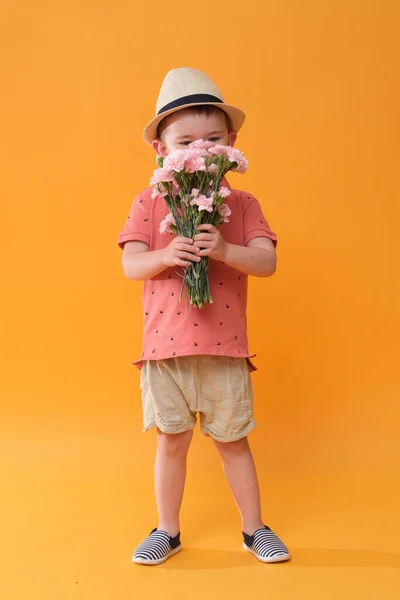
152,109 -> 237,156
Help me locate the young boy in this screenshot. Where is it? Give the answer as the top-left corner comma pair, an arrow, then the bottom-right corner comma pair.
118,67 -> 290,565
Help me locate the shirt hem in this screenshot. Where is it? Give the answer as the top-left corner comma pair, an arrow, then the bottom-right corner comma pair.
244,229 -> 278,246
132,351 -> 258,372
118,233 -> 150,248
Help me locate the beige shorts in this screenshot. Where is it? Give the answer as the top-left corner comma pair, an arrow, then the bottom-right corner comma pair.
140,355 -> 255,442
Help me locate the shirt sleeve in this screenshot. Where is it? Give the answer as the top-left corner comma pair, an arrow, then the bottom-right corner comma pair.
117,191 -> 152,249
242,192 -> 278,247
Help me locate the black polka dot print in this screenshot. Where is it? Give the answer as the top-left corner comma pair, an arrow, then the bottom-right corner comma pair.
140,232 -> 251,361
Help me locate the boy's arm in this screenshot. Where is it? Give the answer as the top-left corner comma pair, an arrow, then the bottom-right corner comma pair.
122,237 -> 201,281
193,225 -> 276,277
225,236 -> 276,277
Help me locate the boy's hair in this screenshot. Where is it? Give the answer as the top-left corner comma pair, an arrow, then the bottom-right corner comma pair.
157,105 -> 231,140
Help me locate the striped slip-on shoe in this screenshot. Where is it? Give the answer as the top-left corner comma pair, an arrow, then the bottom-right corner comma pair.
243,525 -> 291,563
132,528 -> 182,565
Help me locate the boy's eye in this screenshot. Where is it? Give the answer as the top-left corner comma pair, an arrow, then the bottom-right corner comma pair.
179,137 -> 220,146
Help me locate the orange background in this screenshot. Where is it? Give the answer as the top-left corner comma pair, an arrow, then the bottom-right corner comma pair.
1,1 -> 399,598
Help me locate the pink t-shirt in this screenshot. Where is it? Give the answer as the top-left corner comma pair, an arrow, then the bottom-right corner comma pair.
117,179 -> 277,371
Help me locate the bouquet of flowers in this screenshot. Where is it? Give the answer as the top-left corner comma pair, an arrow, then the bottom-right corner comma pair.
150,140 -> 248,309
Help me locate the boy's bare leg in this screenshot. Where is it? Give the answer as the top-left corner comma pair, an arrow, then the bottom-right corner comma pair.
155,429 -> 193,537
213,436 -> 264,535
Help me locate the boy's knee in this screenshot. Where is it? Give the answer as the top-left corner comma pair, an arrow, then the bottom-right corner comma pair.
214,435 -> 249,457
157,429 -> 193,456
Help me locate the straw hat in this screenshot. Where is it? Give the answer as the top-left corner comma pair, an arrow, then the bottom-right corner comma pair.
142,67 -> 246,145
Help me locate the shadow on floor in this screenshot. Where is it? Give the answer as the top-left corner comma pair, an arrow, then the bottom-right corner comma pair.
160,547 -> 400,571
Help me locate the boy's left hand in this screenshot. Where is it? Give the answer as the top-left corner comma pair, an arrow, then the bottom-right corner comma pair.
193,224 -> 227,261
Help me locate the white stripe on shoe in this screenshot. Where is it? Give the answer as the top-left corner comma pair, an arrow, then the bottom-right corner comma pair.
243,525 -> 291,563
132,528 -> 182,565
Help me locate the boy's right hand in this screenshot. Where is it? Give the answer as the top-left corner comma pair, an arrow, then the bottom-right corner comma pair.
162,236 -> 201,268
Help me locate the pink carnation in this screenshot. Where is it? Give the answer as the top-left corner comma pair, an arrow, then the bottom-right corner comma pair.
218,202 -> 232,222
151,185 -> 168,200
218,186 -> 231,198
190,190 -> 214,212
188,140 -> 215,150
184,150 -> 206,173
208,145 -> 228,157
150,167 -> 174,185
163,149 -> 188,172
207,163 -> 218,174
159,212 -> 176,234
226,147 -> 248,173
152,181 -> 181,199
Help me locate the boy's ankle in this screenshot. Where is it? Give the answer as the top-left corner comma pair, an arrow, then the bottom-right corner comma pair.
157,524 -> 180,538
242,521 -> 265,536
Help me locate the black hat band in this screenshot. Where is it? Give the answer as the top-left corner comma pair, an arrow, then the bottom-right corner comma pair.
157,94 -> 223,116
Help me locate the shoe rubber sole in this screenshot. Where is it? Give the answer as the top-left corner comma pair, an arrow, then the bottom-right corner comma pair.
132,543 -> 182,565
243,542 -> 291,563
